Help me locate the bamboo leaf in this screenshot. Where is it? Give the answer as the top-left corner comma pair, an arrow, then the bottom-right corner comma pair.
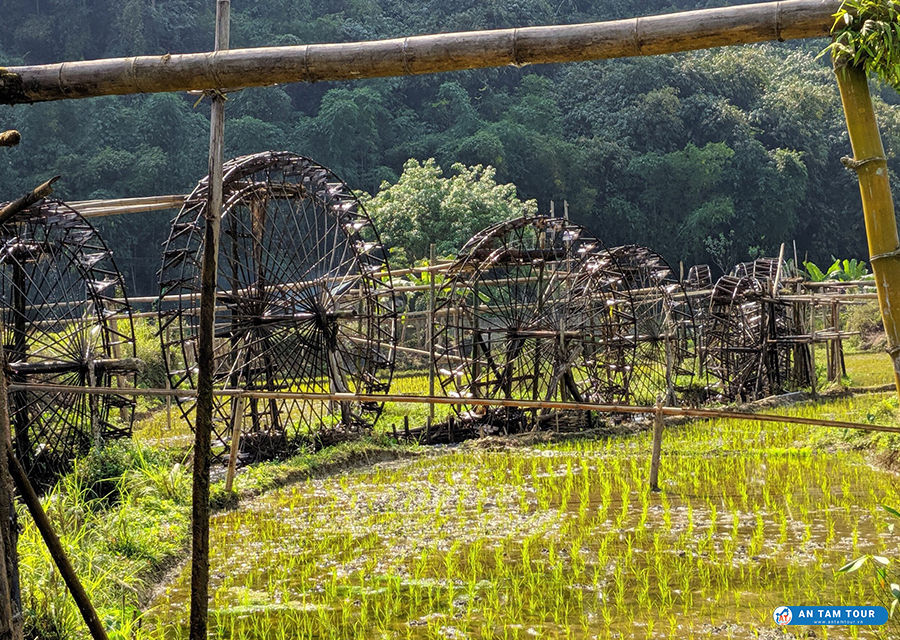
838,556 -> 869,573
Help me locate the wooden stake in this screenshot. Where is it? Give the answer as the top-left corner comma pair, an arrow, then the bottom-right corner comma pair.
224,394 -> 244,492
834,61 -> 900,399
0,344 -> 21,640
428,243 -> 436,425
190,2 -> 229,640
649,400 -> 664,491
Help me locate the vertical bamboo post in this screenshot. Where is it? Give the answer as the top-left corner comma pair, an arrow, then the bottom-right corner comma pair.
190,2 -> 229,639
224,394 -> 244,492
427,244 -> 436,425
809,303 -> 818,397
834,61 -> 900,399
165,364 -> 172,446
0,346 -> 22,640
649,399 -> 664,492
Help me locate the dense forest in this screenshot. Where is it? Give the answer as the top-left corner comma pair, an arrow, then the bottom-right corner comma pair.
2,0 -> 899,294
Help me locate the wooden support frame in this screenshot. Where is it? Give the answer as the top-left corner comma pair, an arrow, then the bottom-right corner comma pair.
0,0 -> 837,105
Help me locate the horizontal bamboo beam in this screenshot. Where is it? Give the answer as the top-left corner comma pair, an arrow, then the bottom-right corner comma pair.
69,194 -> 186,218
0,176 -> 60,225
7,381 -> 900,435
0,130 -> 20,147
0,0 -> 838,104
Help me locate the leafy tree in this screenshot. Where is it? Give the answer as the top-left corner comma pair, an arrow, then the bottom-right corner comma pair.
361,158 -> 537,263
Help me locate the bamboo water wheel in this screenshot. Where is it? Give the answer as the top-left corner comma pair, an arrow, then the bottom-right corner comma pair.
582,245 -> 702,405
433,217 -> 635,433
0,199 -> 137,482
704,272 -> 809,402
158,152 -> 396,463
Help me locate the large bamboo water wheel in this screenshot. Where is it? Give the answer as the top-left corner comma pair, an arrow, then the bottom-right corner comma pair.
158,152 -> 396,463
0,199 -> 137,481
577,245 -> 703,405
433,217 -> 635,433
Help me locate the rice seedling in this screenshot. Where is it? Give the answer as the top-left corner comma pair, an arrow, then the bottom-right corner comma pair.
124,392 -> 900,640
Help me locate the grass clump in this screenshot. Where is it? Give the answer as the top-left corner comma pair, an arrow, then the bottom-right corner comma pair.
18,440 -> 191,639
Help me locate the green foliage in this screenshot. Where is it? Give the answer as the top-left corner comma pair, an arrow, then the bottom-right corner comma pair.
830,0 -> 900,91
361,158 -> 537,264
838,505 -> 900,633
18,441 -> 191,639
73,439 -> 173,504
803,257 -> 870,281
2,3 -> 898,290
133,318 -> 167,392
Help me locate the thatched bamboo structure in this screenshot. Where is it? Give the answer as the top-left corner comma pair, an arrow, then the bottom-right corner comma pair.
0,0 -> 837,104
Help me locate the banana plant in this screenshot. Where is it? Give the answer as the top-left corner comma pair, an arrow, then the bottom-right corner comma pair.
803,258 -> 870,282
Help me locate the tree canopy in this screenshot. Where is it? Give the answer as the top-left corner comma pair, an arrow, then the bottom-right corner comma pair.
361,158 -> 537,265
1,0 -> 895,294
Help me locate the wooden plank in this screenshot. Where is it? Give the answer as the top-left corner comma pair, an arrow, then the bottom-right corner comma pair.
0,0 -> 838,104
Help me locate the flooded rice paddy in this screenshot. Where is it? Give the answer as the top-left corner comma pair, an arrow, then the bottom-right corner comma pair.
143,397 -> 900,639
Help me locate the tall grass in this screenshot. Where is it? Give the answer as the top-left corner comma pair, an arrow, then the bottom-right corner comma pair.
18,441 -> 191,640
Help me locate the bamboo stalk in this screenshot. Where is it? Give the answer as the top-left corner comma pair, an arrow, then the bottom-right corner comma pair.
224,394 -> 244,492
0,131 -> 20,147
834,62 -> 900,398
8,381 -> 900,435
428,243 -> 436,424
190,2 -> 229,639
0,0 -> 837,105
0,177 -> 60,225
0,347 -> 21,640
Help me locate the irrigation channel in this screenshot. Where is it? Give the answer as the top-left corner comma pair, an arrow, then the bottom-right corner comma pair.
138,392 -> 900,640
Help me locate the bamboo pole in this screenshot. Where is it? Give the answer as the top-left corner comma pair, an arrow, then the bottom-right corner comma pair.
190,2 -> 229,639
224,394 -> 244,492
0,176 -> 60,225
0,350 -> 21,640
8,381 -> 900,435
428,243 -> 436,424
0,0 -> 837,105
649,400 -> 664,491
834,62 -> 900,398
0,131 -> 20,147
